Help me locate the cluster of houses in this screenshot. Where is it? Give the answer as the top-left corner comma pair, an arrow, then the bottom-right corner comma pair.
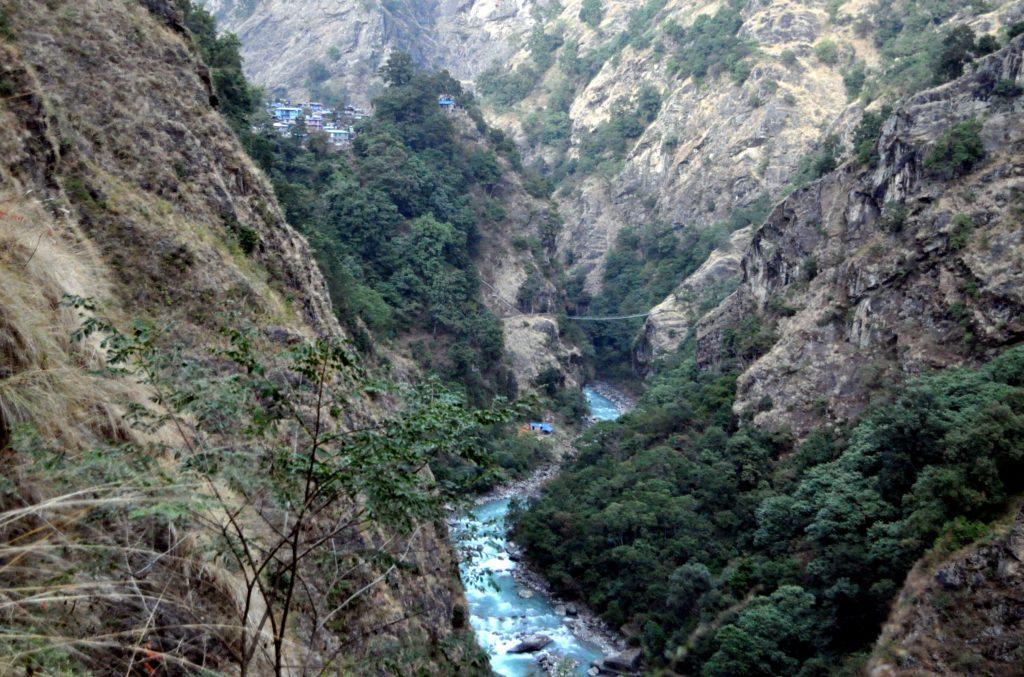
268,100 -> 367,146
266,94 -> 460,148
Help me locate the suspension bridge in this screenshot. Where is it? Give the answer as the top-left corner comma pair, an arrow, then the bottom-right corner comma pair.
480,280 -> 654,322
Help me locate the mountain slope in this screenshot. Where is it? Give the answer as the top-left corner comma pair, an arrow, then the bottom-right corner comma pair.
484,0 -> 1024,297
0,1 -> 481,672
698,33 -> 1024,436
200,0 -> 550,108
510,33 -> 1024,675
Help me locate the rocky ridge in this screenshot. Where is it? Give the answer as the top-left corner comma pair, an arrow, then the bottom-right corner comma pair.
200,0 -> 550,108
868,504 -> 1024,675
450,114 -> 586,391
634,225 -> 752,373
696,35 -> 1024,437
487,0 -> 1022,295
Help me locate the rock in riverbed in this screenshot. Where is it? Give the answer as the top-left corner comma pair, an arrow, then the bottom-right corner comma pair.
592,647 -> 642,674
508,634 -> 553,653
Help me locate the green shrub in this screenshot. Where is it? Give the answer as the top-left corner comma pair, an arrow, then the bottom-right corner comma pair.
666,4 -> 752,82
924,119 -> 985,179
0,8 -> 11,40
477,62 -> 538,107
528,27 -> 564,71
579,0 -> 604,28
949,213 -> 974,250
790,134 -> 842,189
814,39 -> 840,65
852,105 -> 892,167
865,1 -> 994,97
879,200 -> 909,233
992,79 -> 1023,98
932,25 -> 978,84
576,85 -> 661,174
237,225 -> 258,254
842,61 -> 867,98
974,34 -> 1000,55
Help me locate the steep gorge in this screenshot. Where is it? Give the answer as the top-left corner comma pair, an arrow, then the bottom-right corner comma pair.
8,0 -> 1024,673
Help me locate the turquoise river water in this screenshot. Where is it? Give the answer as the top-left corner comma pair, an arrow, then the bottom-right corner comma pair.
455,387 -> 623,676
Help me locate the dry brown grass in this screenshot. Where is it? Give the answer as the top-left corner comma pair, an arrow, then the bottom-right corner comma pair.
0,193 -> 127,450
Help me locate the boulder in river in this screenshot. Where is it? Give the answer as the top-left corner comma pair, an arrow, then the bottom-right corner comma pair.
508,634 -> 553,653
599,647 -> 642,673
517,589 -> 534,599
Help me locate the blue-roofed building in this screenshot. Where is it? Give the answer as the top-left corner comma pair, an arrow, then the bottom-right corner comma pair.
438,95 -> 456,111
529,422 -> 554,434
272,106 -> 303,122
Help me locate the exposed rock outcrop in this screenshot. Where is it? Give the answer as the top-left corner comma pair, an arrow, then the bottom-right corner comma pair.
868,506 -> 1024,675
697,35 -> 1024,437
488,0 -> 1021,293
635,226 -> 752,375
503,315 -> 584,391
200,0 -> 549,107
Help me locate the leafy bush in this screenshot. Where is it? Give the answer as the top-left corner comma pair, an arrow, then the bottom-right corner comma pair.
665,3 -> 752,83
924,119 -> 985,179
852,105 -> 892,166
529,27 -> 565,71
843,60 -> 867,97
862,2 -> 1000,98
932,25 -> 980,84
576,85 -> 661,174
789,134 -> 842,189
179,1 -> 260,132
477,62 -> 539,107
579,0 -> 604,29
992,79 -> 1023,98
879,200 -> 909,233
814,39 -> 840,65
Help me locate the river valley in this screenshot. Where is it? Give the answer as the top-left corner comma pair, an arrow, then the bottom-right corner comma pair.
455,387 -> 624,675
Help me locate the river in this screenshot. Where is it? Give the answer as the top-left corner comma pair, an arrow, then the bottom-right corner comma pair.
455,387 -> 624,676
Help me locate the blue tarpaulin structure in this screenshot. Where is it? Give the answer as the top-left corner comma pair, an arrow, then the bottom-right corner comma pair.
529,422 -> 554,434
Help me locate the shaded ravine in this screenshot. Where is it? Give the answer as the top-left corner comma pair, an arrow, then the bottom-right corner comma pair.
455,387 -> 623,676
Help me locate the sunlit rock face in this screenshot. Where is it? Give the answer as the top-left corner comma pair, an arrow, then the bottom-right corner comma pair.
199,0 -> 549,108
696,36 -> 1024,438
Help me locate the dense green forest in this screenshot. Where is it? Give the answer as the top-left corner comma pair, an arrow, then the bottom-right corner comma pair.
511,340 -> 1024,672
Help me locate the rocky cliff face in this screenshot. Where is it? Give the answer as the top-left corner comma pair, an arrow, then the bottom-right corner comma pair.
448,114 -> 586,391
0,0 -> 474,671
486,0 -> 1021,297
696,35 -> 1024,437
200,0 -> 548,108
869,505 -> 1024,675
634,226 -> 751,372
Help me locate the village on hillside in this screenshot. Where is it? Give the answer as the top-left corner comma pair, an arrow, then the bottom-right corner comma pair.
267,95 -> 460,147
